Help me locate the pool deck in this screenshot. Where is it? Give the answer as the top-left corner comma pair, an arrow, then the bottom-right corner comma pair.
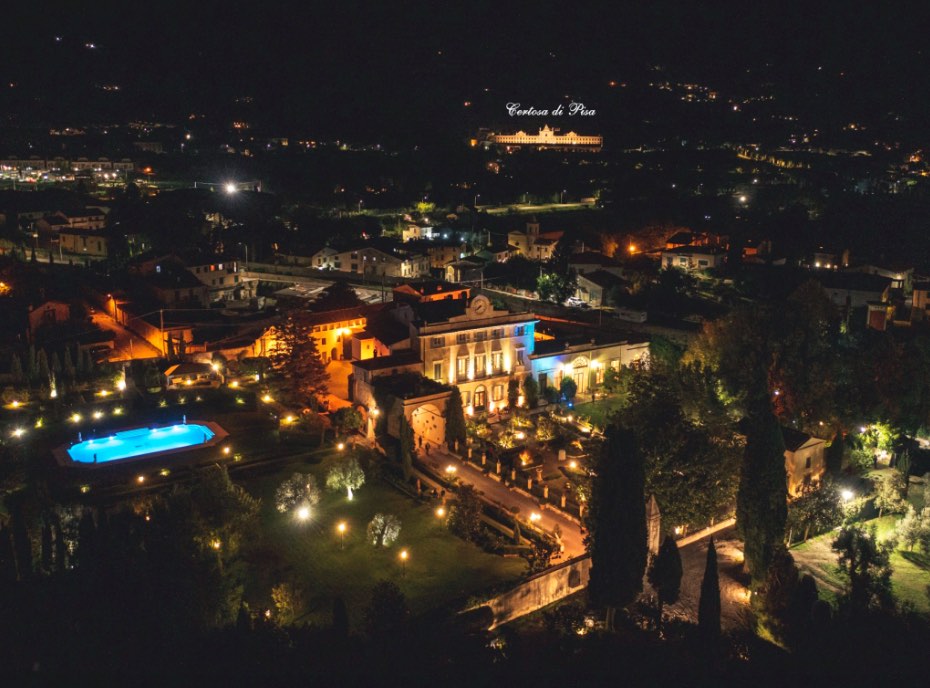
53,420 -> 229,468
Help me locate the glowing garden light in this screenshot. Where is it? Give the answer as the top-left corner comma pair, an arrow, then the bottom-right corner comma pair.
297,506 -> 311,521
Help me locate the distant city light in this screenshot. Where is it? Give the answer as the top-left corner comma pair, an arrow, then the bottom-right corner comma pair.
225,183 -> 238,194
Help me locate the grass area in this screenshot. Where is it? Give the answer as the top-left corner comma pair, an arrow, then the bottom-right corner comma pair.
239,449 -> 525,630
574,395 -> 624,429
791,515 -> 930,613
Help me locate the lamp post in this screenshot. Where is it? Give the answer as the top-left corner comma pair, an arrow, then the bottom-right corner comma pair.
474,193 -> 480,208
399,548 -> 408,577
337,521 -> 347,549
560,189 -> 566,204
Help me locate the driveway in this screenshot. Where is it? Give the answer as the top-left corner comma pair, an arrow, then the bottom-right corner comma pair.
423,449 -> 587,558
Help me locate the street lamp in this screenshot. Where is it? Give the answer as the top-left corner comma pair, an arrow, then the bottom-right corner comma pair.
399,549 -> 409,577
297,505 -> 311,522
474,193 -> 480,207
435,506 -> 446,519
225,182 -> 238,194
841,489 -> 854,503
337,521 -> 347,548
560,189 -> 566,204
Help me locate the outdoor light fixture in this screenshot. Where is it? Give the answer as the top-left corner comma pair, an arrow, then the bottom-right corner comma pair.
225,183 -> 237,194
262,394 -> 273,403
12,427 -> 25,438
137,475 -> 145,484
841,489 -> 854,502
445,465 -> 457,475
71,413 -> 82,423
230,380 -> 239,388
435,507 -> 445,518
337,442 -> 345,451
530,512 -> 541,522
297,506 -> 311,521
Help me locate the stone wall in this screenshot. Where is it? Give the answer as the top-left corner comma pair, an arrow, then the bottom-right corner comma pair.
481,555 -> 593,630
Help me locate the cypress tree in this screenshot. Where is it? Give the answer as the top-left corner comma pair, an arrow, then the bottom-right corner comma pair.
0,526 -> 16,582
27,344 -> 37,381
54,519 -> 67,572
41,519 -> 53,572
736,408 -> 788,584
399,414 -> 415,480
74,345 -> 84,377
825,431 -> 844,475
698,537 -> 721,641
37,349 -> 50,386
332,596 -> 349,639
9,353 -> 23,385
63,346 -> 76,381
50,351 -> 62,377
647,534 -> 683,624
445,386 -> 466,450
84,349 -> 95,378
586,424 -> 647,630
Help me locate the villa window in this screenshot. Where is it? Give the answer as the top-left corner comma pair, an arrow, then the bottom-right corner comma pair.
456,333 -> 469,344
491,351 -> 502,373
515,348 -> 525,366
492,384 -> 503,401
457,356 -> 468,378
433,361 -> 443,380
514,326 -> 524,336
430,336 -> 445,348
475,354 -> 486,376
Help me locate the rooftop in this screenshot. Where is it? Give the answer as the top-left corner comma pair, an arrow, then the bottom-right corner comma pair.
352,351 -> 422,372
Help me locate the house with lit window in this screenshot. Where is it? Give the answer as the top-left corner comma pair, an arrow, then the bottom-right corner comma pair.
183,254 -> 255,303
411,294 -> 536,414
292,303 -> 396,363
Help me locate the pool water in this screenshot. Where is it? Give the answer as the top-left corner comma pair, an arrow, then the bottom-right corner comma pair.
67,423 -> 216,464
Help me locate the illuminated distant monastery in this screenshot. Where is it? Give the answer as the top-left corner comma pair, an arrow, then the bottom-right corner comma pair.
487,125 -> 602,151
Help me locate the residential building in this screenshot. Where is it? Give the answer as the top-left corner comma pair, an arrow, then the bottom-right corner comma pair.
575,270 -> 630,306
59,228 -> 108,257
782,427 -> 826,496
311,241 -> 430,278
846,263 -> 914,293
445,256 -> 486,284
813,272 -> 891,310
393,281 -> 471,304
661,245 -> 727,273
568,251 -> 624,277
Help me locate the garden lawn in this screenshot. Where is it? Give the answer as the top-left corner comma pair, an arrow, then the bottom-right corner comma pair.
573,395 -> 624,429
791,515 -> 930,613
240,449 -> 525,630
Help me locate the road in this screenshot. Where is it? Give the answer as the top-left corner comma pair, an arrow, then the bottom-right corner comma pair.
90,311 -> 161,361
423,449 -> 587,558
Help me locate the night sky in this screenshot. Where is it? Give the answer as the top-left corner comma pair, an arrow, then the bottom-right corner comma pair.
2,1 -> 928,142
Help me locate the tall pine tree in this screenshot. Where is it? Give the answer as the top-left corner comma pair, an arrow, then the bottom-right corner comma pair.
698,537 -> 721,641
9,354 -> 23,385
736,407 -> 788,584
586,424 -> 647,630
268,311 -> 329,408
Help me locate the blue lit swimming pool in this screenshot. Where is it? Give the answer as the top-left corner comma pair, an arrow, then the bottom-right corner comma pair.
65,423 -> 220,464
